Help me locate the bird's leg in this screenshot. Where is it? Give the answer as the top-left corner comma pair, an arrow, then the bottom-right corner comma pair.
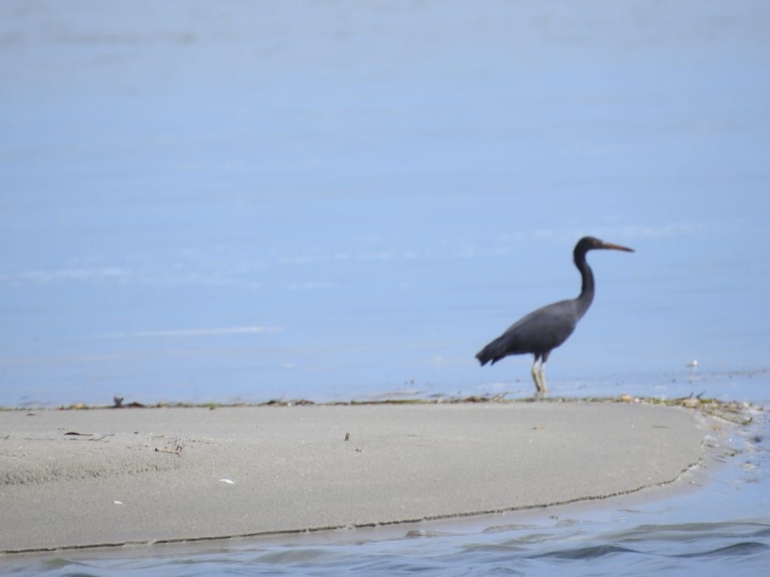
538,362 -> 547,394
531,357 -> 544,394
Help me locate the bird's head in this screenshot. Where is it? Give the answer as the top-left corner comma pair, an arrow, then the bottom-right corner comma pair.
575,236 -> 635,256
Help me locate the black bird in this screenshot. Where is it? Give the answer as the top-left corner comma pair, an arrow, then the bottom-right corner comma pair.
476,236 -> 634,394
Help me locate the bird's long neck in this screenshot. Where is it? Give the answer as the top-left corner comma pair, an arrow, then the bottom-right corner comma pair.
574,250 -> 595,319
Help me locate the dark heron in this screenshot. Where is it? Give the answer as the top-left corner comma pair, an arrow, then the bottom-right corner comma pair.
476,236 -> 634,394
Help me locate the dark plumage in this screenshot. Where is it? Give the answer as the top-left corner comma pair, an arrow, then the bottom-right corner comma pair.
476,236 -> 634,394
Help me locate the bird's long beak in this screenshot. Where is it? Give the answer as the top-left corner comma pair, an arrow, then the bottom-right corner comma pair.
601,241 -> 634,253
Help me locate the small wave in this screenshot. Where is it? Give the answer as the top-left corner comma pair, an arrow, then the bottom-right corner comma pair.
608,521 -> 770,544
7,557 -> 101,577
529,544 -> 638,560
673,541 -> 770,558
255,548 -> 339,565
101,326 -> 282,339
0,267 -> 131,286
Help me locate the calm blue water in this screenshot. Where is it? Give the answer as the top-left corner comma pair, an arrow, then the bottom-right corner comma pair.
1,1 -> 769,574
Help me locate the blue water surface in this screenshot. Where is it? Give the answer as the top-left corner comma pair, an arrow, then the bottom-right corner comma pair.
1,1 -> 769,574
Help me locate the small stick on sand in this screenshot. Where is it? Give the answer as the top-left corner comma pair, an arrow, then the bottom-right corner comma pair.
154,445 -> 183,456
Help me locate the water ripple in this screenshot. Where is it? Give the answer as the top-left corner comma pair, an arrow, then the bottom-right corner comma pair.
529,544 -> 639,560
673,541 -> 770,558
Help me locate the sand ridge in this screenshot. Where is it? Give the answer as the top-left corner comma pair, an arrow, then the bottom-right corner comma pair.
0,402 -> 714,553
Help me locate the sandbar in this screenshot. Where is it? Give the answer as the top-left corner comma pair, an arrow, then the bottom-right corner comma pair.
0,402 -> 715,553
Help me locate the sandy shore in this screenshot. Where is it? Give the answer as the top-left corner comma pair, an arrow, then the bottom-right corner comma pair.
0,402 -> 714,553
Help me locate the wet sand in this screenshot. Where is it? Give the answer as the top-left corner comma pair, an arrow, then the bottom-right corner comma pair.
0,403 -> 713,553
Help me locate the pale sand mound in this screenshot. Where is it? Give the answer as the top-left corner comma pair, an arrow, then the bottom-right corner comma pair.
0,403 -> 716,553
